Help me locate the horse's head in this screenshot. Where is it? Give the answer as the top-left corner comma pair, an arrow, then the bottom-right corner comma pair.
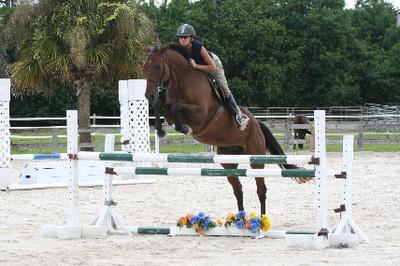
143,48 -> 170,102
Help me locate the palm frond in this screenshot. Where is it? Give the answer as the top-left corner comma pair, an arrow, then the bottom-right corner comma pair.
11,57 -> 44,91
86,43 -> 111,72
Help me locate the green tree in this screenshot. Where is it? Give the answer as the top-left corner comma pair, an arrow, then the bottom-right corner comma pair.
0,5 -> 13,77
8,0 -> 154,149
350,0 -> 400,104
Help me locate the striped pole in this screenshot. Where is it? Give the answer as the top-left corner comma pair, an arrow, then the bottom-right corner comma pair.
78,151 -> 315,165
129,226 -> 288,239
106,166 -> 315,178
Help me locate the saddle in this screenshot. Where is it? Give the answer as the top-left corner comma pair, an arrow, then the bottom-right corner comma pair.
207,77 -> 224,103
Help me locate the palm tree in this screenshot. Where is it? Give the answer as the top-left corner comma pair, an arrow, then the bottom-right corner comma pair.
10,0 -> 154,150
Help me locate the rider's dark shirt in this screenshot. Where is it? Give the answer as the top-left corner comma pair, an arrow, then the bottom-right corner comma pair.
191,39 -> 212,65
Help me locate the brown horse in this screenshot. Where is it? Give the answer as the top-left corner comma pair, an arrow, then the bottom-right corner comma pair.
143,43 -> 300,215
293,115 -> 312,150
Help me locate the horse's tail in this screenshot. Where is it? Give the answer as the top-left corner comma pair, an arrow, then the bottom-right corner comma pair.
258,121 -> 298,169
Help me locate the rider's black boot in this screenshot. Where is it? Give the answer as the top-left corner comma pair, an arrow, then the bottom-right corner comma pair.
226,94 -> 249,131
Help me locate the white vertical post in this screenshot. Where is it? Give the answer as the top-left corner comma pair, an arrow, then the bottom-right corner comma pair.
0,79 -> 11,190
342,135 -> 353,220
127,79 -> 150,153
104,134 -> 115,152
67,110 -> 80,226
154,129 -> 160,154
314,110 -> 327,232
119,80 -> 130,152
330,134 -> 369,246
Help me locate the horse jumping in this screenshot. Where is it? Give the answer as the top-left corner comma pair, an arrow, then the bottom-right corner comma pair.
143,43 -> 304,215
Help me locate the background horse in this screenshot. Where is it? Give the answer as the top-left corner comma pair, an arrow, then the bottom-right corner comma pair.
144,43 -> 303,215
293,114 -> 312,150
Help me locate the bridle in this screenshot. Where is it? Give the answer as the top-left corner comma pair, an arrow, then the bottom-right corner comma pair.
146,51 -> 171,97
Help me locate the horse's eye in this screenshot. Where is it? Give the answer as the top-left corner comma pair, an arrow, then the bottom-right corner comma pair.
155,64 -> 162,70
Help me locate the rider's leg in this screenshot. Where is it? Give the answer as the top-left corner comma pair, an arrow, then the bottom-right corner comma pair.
211,53 -> 249,130
226,93 -> 249,131
210,53 -> 249,130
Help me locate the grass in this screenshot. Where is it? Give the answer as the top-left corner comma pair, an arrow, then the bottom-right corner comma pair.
10,130 -> 400,154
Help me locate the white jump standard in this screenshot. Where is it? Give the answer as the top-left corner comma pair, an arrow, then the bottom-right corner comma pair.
0,79 -> 11,191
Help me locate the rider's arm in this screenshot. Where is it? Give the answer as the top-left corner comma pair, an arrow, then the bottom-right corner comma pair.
191,46 -> 217,73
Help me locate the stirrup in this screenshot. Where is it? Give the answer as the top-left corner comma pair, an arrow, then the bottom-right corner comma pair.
236,114 -> 249,131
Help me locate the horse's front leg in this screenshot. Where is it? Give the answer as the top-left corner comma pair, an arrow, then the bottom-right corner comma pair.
252,163 -> 267,216
153,97 -> 166,138
170,102 -> 199,135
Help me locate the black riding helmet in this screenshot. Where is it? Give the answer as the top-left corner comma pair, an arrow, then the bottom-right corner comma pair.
176,24 -> 196,37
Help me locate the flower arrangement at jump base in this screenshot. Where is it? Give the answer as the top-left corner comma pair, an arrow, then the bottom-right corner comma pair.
177,211 -> 271,235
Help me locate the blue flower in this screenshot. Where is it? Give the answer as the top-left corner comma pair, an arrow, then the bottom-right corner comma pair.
201,222 -> 209,230
190,215 -> 199,225
236,210 -> 246,219
250,223 -> 259,233
235,220 -> 244,229
198,212 -> 205,218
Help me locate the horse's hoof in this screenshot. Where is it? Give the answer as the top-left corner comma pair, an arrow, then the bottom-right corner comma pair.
157,130 -> 166,139
175,125 -> 192,136
183,125 -> 192,136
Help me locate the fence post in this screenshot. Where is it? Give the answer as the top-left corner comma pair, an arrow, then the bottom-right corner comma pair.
51,128 -> 58,153
358,116 -> 364,151
0,79 -> 11,190
284,115 -> 292,151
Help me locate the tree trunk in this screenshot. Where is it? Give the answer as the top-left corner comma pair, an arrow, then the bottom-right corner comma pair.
76,80 -> 93,151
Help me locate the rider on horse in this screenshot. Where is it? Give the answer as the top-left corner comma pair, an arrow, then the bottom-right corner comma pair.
176,24 -> 249,131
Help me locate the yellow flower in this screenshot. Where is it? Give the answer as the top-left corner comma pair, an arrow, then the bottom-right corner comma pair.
217,217 -> 224,226
194,224 -> 205,236
261,214 -> 271,232
226,212 -> 235,221
249,212 -> 257,219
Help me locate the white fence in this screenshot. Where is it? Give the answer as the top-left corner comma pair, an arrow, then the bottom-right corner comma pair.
10,113 -> 400,152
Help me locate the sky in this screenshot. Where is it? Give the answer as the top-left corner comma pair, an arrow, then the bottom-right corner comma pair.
345,0 -> 400,9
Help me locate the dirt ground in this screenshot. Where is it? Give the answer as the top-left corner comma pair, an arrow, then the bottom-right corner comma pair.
1,151 -> 399,266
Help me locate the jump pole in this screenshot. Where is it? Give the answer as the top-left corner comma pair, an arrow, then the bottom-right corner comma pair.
0,79 -> 11,191
77,151 -> 315,165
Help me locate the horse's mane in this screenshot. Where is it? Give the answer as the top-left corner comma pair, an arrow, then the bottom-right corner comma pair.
153,43 -> 190,60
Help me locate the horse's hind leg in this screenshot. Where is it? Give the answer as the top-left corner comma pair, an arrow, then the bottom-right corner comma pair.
218,146 -> 244,212
254,170 -> 267,215
226,175 -> 244,211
